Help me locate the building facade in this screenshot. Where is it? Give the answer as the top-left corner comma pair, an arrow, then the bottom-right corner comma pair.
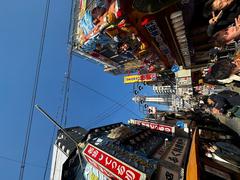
52,122 -> 190,180
50,127 -> 87,180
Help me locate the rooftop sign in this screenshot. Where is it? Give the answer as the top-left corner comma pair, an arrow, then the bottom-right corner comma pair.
82,143 -> 146,180
124,73 -> 157,84
128,119 -> 175,134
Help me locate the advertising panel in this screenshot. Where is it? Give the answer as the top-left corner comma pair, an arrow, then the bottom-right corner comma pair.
128,119 -> 175,133
124,73 -> 157,84
143,20 -> 175,64
82,143 -> 146,180
164,137 -> 188,167
158,137 -> 189,180
176,77 -> 192,86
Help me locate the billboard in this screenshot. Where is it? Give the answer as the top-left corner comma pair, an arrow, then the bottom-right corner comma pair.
82,143 -> 146,180
128,119 -> 175,133
124,73 -> 157,84
158,137 -> 189,180
143,20 -> 175,65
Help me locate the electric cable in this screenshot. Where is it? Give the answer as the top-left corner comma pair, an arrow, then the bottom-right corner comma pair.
86,99 -> 131,129
49,34 -> 73,180
18,0 -> 51,179
43,106 -> 61,180
44,0 -> 75,178
45,0 -> 75,177
69,78 -> 140,118
94,103 -> 121,120
62,0 -> 75,127
42,79 -> 64,180
43,127 -> 56,180
50,55 -> 73,179
97,100 -> 131,123
0,155 -> 61,172
85,97 -> 129,128
61,52 -> 73,127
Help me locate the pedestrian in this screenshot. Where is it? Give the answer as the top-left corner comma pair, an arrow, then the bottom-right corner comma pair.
204,90 -> 240,115
206,0 -> 240,36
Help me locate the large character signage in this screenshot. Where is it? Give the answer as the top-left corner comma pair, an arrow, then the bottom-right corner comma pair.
82,143 -> 147,180
143,20 -> 175,64
128,119 -> 175,133
158,137 -> 188,180
124,73 -> 157,84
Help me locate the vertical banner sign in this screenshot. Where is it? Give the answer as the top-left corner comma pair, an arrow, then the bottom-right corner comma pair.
164,137 -> 188,166
144,20 -> 175,64
82,143 -> 146,180
159,137 -> 189,180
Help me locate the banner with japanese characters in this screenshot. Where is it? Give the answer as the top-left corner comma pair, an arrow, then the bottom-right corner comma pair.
128,119 -> 175,133
124,73 -> 157,84
158,137 -> 189,180
82,143 -> 147,180
164,137 -> 188,166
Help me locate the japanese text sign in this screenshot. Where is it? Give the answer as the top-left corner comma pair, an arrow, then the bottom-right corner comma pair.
124,73 -> 157,84
83,143 -> 146,180
164,137 -> 188,167
129,119 -> 175,133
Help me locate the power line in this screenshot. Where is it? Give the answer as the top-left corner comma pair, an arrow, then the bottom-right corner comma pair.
19,0 -> 51,179
43,0 -> 75,178
85,98 -> 128,128
94,103 -> 121,120
49,50 -> 73,180
43,127 -> 56,180
61,53 -> 73,127
86,99 -> 131,129
62,0 -> 76,127
69,78 -> 140,118
43,78 -> 64,180
0,154 -> 61,172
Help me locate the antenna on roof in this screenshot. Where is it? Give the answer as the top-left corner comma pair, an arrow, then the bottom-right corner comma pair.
34,104 -> 83,169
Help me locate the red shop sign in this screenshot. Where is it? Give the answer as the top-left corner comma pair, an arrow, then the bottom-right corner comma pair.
82,143 -> 146,180
140,73 -> 157,81
130,120 -> 175,134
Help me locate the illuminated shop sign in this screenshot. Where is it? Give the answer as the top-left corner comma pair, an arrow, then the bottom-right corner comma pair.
124,73 -> 157,84
159,137 -> 188,179
144,20 -> 175,64
128,119 -> 175,133
82,143 -> 146,180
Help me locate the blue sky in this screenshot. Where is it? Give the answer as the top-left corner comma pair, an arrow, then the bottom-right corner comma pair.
0,0 -> 155,179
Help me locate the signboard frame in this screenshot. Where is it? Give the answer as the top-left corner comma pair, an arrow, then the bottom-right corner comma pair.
128,119 -> 175,134
82,143 -> 147,180
124,73 -> 157,84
